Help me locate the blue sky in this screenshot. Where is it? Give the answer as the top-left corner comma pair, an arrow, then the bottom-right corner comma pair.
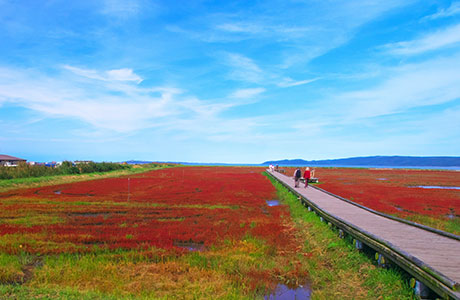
1,0 -> 459,163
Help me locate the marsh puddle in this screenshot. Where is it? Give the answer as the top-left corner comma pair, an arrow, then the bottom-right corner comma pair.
447,209 -> 457,219
410,186 -> 460,190
265,284 -> 311,300
53,190 -> 95,196
447,213 -> 457,219
266,200 -> 280,207
377,178 -> 388,181
173,240 -> 205,251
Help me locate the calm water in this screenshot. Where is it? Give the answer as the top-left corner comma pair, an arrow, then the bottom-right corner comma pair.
410,186 -> 460,190
266,200 -> 280,206
265,284 -> 311,300
173,241 -> 205,251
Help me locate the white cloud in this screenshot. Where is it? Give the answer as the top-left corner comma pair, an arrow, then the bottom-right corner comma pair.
386,23 -> 460,55
0,66 -> 265,137
336,54 -> 460,120
101,0 -> 142,18
0,68 -> 181,132
424,2 -> 460,20
216,22 -> 313,39
230,88 -> 265,99
225,53 -> 263,83
64,65 -> 143,83
216,23 -> 263,34
106,68 -> 143,83
277,77 -> 320,88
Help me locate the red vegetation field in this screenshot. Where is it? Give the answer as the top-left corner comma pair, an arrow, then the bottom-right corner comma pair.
0,167 -> 295,254
282,167 -> 459,233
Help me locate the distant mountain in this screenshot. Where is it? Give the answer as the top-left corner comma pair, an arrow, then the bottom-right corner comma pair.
263,156 -> 460,167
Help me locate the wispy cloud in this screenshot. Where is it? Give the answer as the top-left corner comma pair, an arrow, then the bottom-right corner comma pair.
335,54 -> 460,120
0,66 -> 240,133
216,23 -> 263,34
385,23 -> 460,55
168,1 -> 414,69
0,65 -> 268,140
424,2 -> 460,20
216,22 -> 313,39
277,77 -> 320,88
230,88 -> 265,99
64,66 -> 143,83
100,0 -> 142,18
225,53 -> 263,83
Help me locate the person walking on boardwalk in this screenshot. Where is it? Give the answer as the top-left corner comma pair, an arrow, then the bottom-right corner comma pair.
293,168 -> 301,188
304,167 -> 311,188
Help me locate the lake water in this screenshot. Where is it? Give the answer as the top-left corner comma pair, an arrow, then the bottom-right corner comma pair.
410,186 -> 460,190
266,200 -> 280,206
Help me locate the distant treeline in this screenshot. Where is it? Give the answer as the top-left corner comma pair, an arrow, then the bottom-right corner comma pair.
0,161 -> 129,180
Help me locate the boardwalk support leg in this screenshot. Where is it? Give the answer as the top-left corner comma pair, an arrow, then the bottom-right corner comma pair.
338,229 -> 345,239
307,206 -> 312,211
375,253 -> 387,268
353,239 -> 363,250
410,278 -> 432,299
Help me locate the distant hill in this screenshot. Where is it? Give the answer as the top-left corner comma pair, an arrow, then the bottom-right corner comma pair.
263,156 -> 460,167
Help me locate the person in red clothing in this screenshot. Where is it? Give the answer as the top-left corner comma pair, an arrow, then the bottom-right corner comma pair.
303,167 -> 311,188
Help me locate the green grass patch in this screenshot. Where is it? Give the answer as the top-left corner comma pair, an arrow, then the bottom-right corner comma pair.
0,164 -> 171,193
404,214 -> 460,235
446,217 -> 460,235
1,214 -> 65,227
0,285 -> 120,300
0,253 -> 24,283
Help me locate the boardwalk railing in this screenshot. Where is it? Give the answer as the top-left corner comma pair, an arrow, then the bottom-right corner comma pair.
267,170 -> 460,300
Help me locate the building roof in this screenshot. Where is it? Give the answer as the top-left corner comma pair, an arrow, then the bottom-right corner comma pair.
0,154 -> 26,161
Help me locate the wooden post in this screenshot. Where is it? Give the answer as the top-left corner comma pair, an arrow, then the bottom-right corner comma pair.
375,253 -> 387,268
410,278 -> 433,299
338,229 -> 345,239
354,239 -> 363,250
127,177 -> 130,201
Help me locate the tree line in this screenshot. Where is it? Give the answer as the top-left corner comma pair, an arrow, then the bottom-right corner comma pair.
0,161 -> 129,180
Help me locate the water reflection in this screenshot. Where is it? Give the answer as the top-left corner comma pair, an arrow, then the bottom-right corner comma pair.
265,284 -> 311,300
173,240 -> 205,251
266,200 -> 280,206
410,186 -> 460,190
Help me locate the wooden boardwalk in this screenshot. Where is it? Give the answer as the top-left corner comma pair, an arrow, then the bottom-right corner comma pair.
268,170 -> 460,299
